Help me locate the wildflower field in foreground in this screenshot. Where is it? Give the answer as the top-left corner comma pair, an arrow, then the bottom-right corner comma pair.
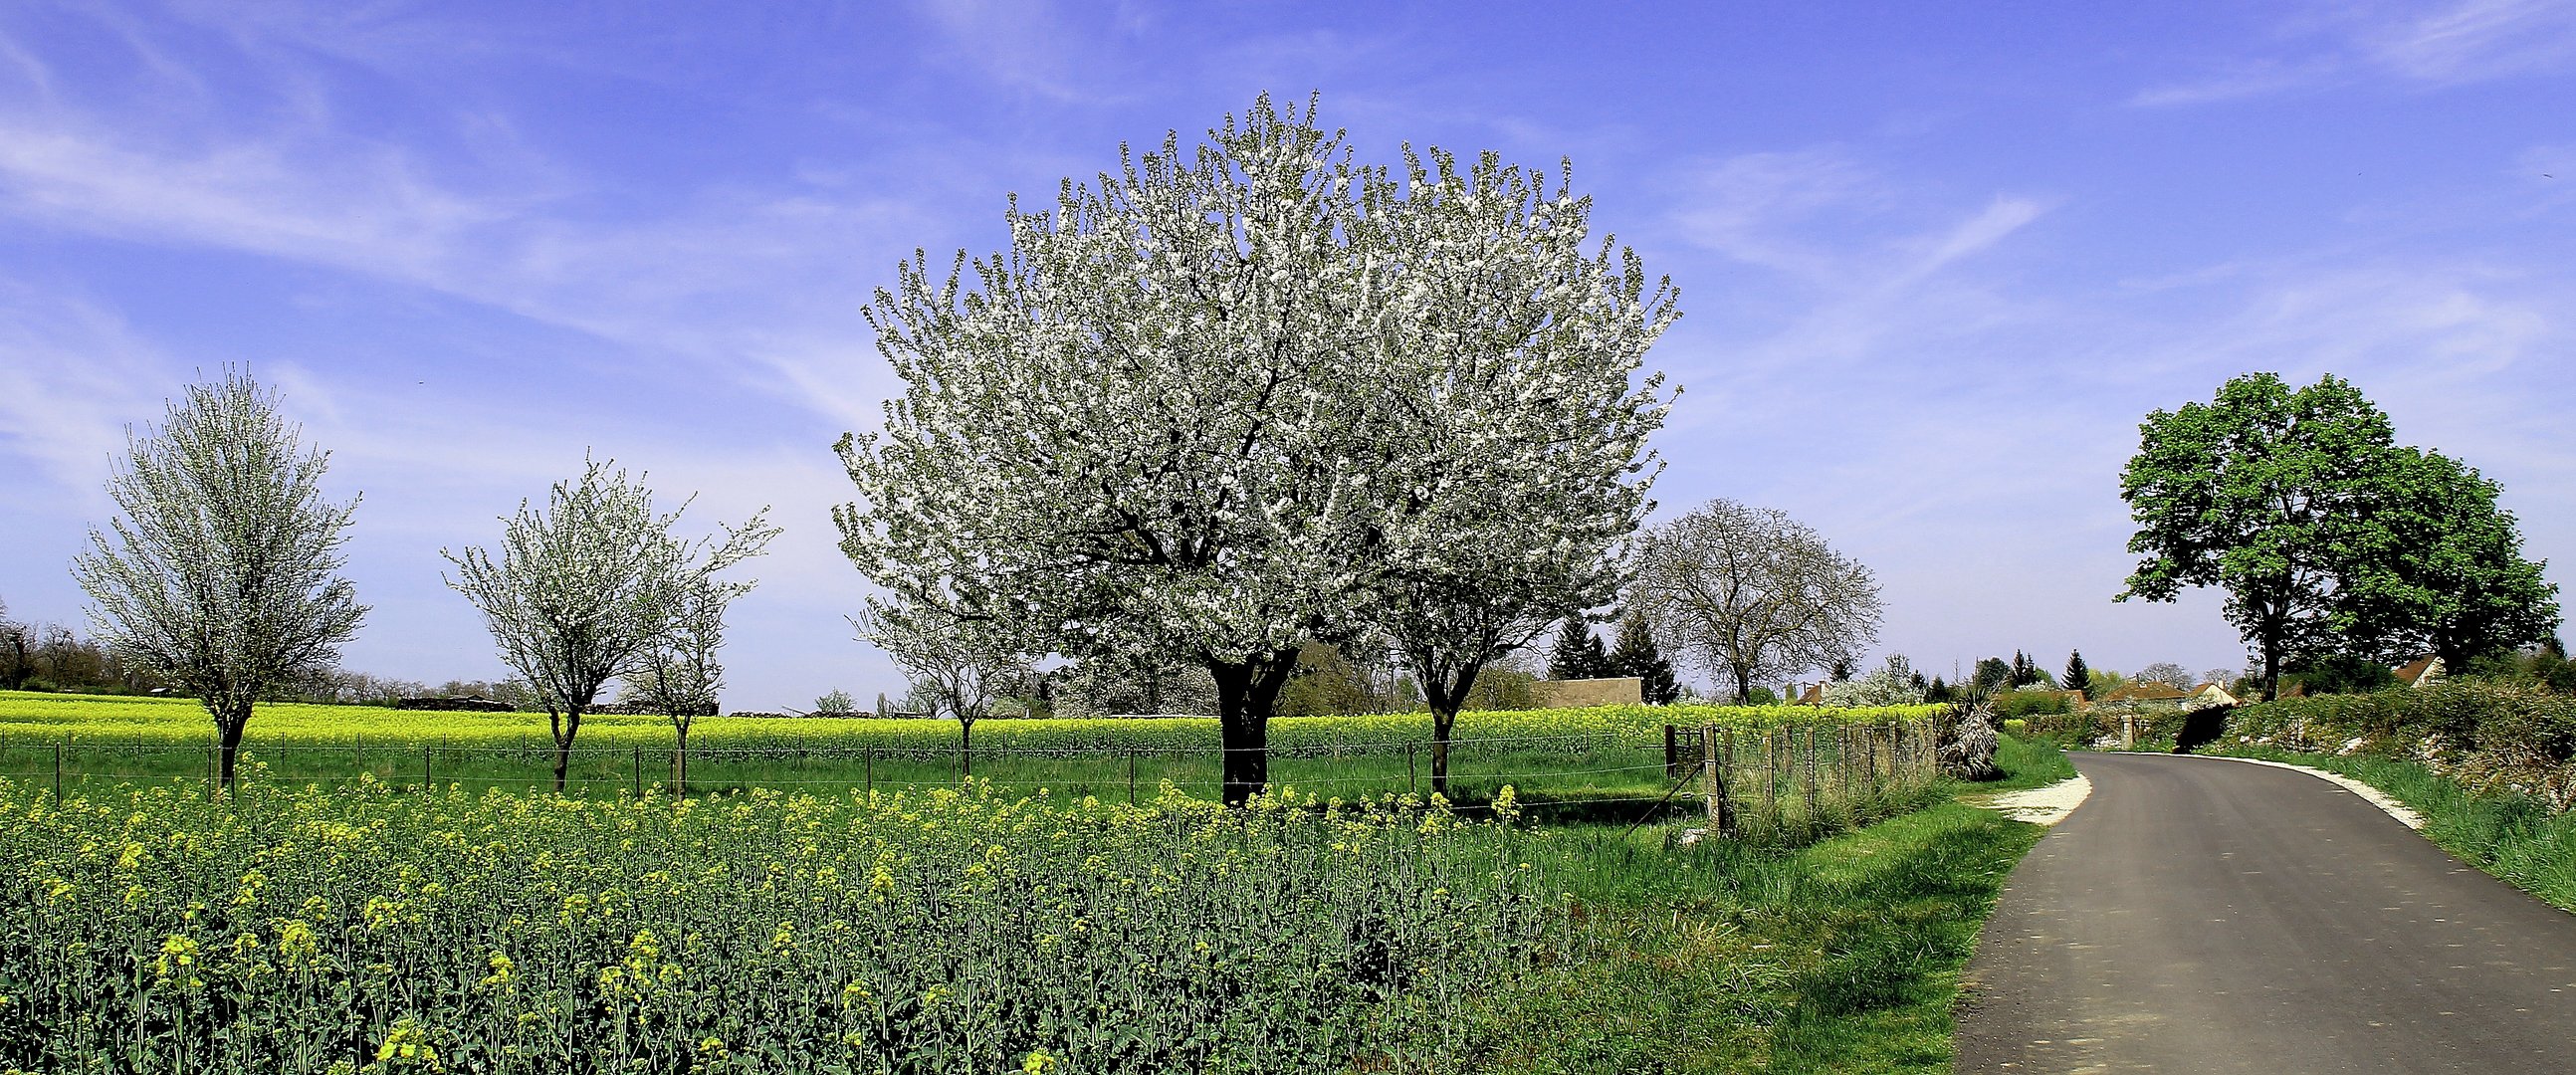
0,774 -> 1554,1074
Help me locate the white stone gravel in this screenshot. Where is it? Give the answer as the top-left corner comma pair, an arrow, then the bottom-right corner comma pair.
1979,773 -> 2093,827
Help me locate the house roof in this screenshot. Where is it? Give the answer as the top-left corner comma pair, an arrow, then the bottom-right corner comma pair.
2103,682 -> 2188,702
2392,655 -> 2444,687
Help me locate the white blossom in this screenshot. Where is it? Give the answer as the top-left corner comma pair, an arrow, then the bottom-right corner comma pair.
836,95 -> 1676,803
74,370 -> 366,787
445,458 -> 775,791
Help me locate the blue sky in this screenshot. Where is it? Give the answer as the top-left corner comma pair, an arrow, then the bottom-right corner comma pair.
2,0 -> 2571,708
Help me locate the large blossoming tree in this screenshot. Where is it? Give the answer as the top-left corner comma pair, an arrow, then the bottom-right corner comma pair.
836,95 -> 1678,803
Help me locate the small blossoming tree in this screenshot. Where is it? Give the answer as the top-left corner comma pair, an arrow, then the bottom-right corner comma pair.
1367,146 -> 1676,795
445,458 -> 774,791
74,370 -> 367,788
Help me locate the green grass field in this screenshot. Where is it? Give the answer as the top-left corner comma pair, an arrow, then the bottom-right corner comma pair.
0,690 -> 1945,819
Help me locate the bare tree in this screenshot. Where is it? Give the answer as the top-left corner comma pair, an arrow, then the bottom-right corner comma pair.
1628,499 -> 1882,703
2136,662 -> 2195,690
0,597 -> 30,691
852,593 -> 1025,778
73,371 -> 367,787
621,571 -> 762,794
444,458 -> 773,791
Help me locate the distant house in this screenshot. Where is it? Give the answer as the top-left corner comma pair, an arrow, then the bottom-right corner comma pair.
2392,655 -> 2445,689
1796,682 -> 1825,706
1530,677 -> 1643,709
2188,683 -> 2240,707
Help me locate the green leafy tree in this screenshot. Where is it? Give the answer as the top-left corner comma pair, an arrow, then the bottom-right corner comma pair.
2359,449 -> 2560,669
1972,656 -> 2011,694
2008,649 -> 2050,689
2061,650 -> 2090,698
2119,373 -> 2414,701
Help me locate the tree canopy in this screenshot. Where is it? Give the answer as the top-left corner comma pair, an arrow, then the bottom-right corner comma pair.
835,94 -> 1676,803
73,371 -> 366,786
2119,372 -> 2557,699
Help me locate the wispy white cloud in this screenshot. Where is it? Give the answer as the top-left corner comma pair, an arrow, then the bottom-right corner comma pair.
0,285 -> 172,496
2135,0 -> 2576,106
911,0 -> 1140,104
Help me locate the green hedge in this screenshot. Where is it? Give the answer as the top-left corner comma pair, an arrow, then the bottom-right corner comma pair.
2224,683 -> 2576,809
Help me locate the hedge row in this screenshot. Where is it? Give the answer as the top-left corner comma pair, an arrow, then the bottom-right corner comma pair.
2225,682 -> 2576,809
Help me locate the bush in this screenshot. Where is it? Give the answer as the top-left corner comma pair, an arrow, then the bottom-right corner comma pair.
1993,690 -> 2072,719
2227,682 -> 2576,809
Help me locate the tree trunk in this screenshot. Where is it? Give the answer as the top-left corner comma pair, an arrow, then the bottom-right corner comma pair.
216,712 -> 247,790
1430,707 -> 1458,797
1417,663 -> 1477,799
1211,653 -> 1296,806
960,718 -> 974,779
1732,664 -> 1754,704
2260,633 -> 2282,702
549,708 -> 582,792
674,724 -> 689,796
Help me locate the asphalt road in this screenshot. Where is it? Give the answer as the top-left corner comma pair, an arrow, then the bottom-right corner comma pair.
1954,752 -> 2576,1073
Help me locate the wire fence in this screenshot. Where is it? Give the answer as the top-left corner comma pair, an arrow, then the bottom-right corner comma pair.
0,718 -> 1946,837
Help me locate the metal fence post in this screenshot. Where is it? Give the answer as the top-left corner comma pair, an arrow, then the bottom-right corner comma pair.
1701,724 -> 1719,825
54,743 -> 63,805
1127,751 -> 1138,805
632,747 -> 642,798
423,745 -> 432,791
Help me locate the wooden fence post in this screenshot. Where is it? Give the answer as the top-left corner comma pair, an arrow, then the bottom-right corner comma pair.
1406,744 -> 1417,795
1127,751 -> 1138,805
423,745 -> 432,792
1758,729 -> 1776,822
632,747 -> 642,798
54,743 -> 63,805
1803,728 -> 1819,823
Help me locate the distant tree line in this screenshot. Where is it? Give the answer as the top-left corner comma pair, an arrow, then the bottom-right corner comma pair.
0,600 -> 162,695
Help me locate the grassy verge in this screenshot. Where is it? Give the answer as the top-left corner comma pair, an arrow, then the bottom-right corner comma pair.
2191,743 -> 2576,913
1477,736 -> 2065,1073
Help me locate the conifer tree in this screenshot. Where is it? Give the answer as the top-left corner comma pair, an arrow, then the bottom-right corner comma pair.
2062,650 -> 2090,696
1547,617 -> 1610,680
1607,610 -> 1679,704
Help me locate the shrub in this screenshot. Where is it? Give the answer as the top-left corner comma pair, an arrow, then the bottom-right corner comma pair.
1992,690 -> 2072,719
2228,682 -> 2576,809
